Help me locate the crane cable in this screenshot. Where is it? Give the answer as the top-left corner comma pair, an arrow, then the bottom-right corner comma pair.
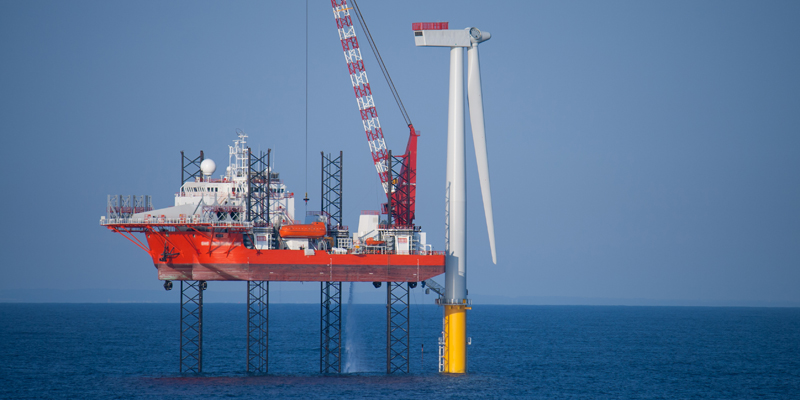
350,0 -> 412,127
304,0 -> 309,209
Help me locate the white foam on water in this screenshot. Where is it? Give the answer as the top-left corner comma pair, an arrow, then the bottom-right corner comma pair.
343,282 -> 364,373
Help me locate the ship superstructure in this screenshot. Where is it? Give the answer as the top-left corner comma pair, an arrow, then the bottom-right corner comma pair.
173,131 -> 295,229
144,132 -> 296,234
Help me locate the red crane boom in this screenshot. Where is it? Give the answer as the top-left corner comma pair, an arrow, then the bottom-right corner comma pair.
330,0 -> 417,226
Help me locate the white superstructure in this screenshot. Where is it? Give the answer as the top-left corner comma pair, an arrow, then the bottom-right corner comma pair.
138,132 -> 295,226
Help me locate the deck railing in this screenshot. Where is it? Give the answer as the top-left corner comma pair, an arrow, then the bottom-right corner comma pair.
100,216 -> 254,228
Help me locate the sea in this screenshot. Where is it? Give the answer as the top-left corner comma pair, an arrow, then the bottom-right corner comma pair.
1,302 -> 798,399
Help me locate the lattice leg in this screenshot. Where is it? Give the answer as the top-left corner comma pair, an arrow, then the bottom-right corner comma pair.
320,281 -> 342,373
180,280 -> 205,373
247,281 -> 269,373
387,282 -> 410,373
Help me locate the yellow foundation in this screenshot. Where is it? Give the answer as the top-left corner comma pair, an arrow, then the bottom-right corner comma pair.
443,305 -> 467,373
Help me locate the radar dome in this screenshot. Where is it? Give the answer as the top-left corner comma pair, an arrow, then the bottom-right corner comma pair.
200,159 -> 216,176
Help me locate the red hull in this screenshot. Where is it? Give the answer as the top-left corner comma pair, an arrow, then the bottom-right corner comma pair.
145,230 -> 444,282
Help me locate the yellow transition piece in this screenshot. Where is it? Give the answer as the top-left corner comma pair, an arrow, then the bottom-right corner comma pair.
443,305 -> 467,373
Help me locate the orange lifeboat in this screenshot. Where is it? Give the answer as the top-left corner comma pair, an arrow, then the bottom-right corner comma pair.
365,237 -> 385,246
279,221 -> 326,238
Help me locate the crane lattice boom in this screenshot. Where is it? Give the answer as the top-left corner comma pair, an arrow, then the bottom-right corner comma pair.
331,0 -> 390,194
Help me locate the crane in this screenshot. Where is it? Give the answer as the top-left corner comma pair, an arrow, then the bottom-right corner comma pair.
330,0 -> 418,227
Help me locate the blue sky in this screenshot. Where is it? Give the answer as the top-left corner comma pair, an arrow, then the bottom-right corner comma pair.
1,0 -> 798,305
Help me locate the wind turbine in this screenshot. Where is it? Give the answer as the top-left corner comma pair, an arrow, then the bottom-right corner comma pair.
414,23 -> 496,374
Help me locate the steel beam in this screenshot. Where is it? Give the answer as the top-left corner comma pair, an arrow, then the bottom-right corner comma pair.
321,151 -> 344,228
389,150 -> 414,226
320,281 -> 342,373
181,150 -> 204,185
387,282 -> 410,373
180,280 -> 205,373
247,281 -> 269,373
247,149 -> 270,225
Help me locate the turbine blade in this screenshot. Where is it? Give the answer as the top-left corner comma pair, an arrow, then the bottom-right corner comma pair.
467,45 -> 497,264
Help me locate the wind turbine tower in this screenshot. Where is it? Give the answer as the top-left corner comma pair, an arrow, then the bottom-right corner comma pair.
413,23 -> 497,374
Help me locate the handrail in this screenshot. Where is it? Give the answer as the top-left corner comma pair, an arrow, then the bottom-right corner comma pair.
100,217 -> 253,228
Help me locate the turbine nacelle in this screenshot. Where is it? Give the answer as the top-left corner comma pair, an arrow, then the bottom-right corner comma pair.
414,26 -> 491,47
